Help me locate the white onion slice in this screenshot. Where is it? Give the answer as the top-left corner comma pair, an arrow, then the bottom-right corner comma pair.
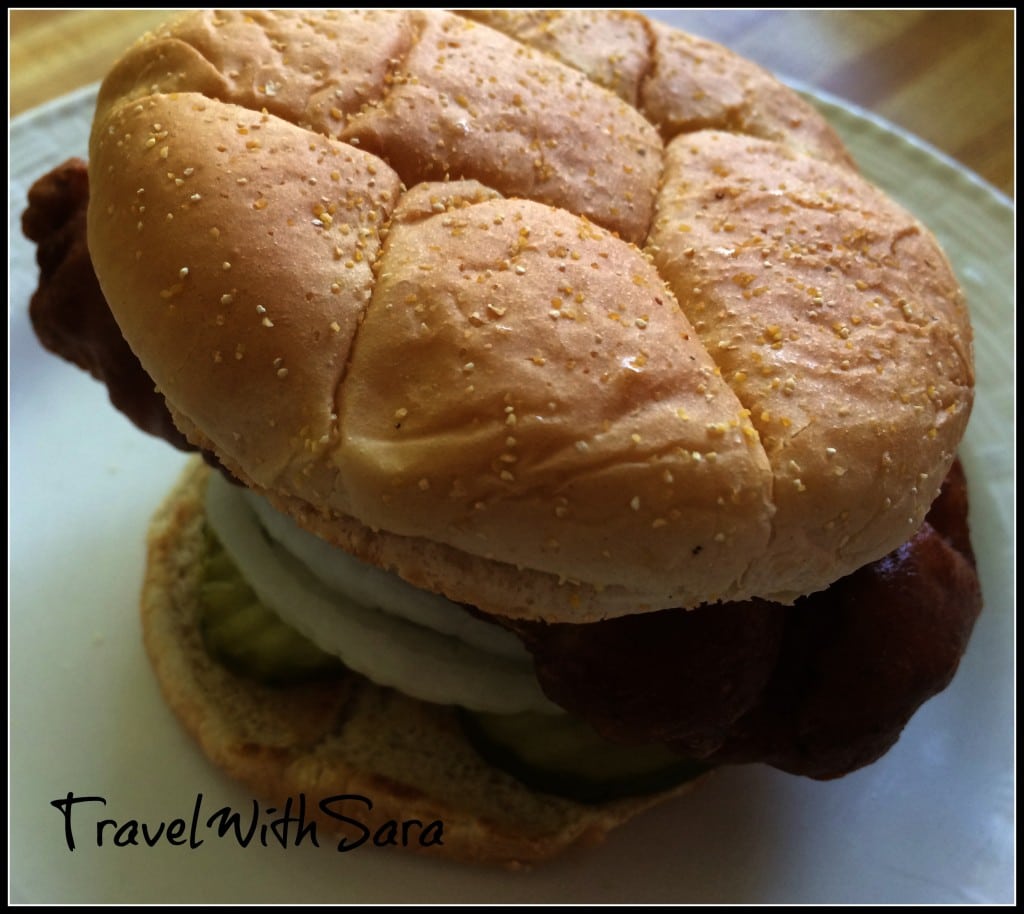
242,488 -> 527,662
204,474 -> 560,714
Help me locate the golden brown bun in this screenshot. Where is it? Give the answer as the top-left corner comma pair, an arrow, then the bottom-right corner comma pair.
142,458 -> 699,868
89,10 -> 973,620
460,10 -> 855,167
647,130 -> 974,599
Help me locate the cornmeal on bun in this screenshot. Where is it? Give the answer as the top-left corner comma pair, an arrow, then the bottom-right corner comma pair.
25,9 -> 981,867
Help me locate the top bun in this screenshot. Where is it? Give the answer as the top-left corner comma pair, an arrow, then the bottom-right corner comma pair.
86,10 -> 974,621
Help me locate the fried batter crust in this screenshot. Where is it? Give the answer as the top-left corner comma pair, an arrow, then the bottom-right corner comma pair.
24,158 -> 192,451
513,468 -> 981,779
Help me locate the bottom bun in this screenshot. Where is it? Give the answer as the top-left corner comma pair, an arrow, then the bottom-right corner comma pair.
140,458 -> 702,868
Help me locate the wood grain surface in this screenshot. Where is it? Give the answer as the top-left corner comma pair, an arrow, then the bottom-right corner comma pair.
9,9 -> 1014,197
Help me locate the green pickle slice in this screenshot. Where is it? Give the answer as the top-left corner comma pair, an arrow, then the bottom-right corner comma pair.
461,709 -> 710,804
198,525 -> 706,800
198,526 -> 345,685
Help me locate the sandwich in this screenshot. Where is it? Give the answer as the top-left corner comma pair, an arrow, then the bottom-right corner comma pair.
24,10 -> 982,867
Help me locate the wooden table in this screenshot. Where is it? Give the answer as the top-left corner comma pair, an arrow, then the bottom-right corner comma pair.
9,9 -> 1013,198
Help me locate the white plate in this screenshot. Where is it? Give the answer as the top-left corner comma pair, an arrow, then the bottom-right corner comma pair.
10,77 -> 1013,903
